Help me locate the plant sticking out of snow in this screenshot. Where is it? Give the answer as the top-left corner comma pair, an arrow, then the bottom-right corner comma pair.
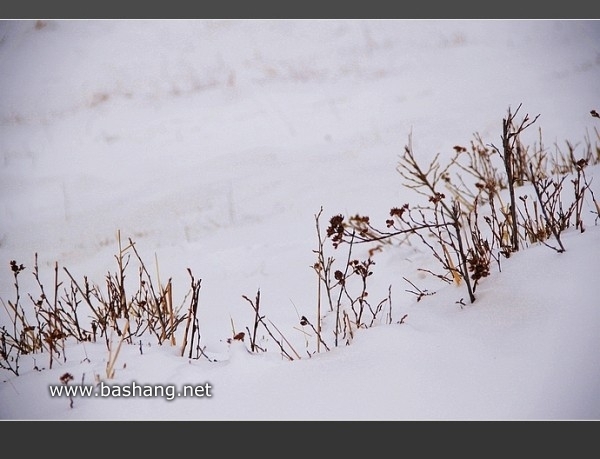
1,231 -> 207,378
326,105 -> 600,308
1,105 -> 599,376
241,289 -> 302,361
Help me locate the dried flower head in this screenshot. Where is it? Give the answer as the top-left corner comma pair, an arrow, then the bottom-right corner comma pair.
10,260 -> 25,274
575,158 -> 588,171
327,215 -> 344,236
327,214 -> 346,248
233,332 -> 245,341
60,373 -> 74,385
389,204 -> 408,219
429,192 -> 446,204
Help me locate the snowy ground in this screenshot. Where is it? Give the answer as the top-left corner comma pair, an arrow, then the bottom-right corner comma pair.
1,19 -> 599,420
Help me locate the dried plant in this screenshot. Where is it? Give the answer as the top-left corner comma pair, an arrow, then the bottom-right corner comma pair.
322,105 -> 599,310
106,320 -> 129,379
311,210 -> 396,351
59,372 -> 75,409
1,233 -> 207,379
2,104 -> 599,378
242,289 -> 300,361
489,104 -> 540,253
1,261 -> 36,376
180,268 -> 203,359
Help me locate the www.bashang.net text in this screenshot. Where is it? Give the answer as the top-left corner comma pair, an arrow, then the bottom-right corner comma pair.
48,381 -> 213,402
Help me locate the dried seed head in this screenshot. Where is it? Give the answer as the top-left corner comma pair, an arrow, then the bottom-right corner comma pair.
60,373 -> 74,384
350,214 -> 370,225
10,260 -> 25,274
389,204 -> 408,218
327,214 -> 346,248
575,158 -> 588,170
429,192 -> 445,204
233,332 -> 245,341
327,215 -> 344,235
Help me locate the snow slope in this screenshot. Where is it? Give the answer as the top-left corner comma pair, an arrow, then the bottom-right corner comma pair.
1,19 -> 599,420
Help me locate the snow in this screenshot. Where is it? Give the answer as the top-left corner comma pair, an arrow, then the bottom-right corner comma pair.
1,19 -> 599,420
